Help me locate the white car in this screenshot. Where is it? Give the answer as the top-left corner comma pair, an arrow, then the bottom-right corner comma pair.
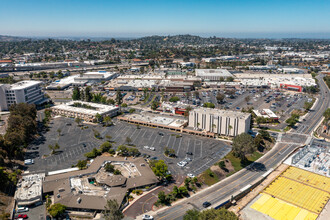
149,147 -> 155,151
16,206 -> 29,213
143,146 -> 149,149
177,162 -> 185,167
24,159 -> 34,165
142,214 -> 154,220
187,173 -> 195,178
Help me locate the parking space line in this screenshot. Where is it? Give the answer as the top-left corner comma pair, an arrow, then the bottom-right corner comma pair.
148,131 -> 155,140
166,136 -> 172,148
177,137 -> 183,156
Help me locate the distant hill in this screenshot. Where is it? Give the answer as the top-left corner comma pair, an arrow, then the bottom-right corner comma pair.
0,35 -> 30,42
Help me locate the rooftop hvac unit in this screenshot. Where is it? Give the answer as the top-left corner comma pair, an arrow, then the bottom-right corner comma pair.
77,197 -> 81,204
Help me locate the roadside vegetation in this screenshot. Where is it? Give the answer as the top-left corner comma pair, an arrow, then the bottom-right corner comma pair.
199,131 -> 271,186
184,208 -> 238,220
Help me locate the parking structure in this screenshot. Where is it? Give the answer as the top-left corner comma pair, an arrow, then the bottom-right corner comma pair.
25,117 -> 231,177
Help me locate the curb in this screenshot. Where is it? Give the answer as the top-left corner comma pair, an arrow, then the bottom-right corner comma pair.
122,185 -> 162,213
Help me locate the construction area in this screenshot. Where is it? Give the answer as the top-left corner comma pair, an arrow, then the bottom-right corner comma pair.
287,142 -> 330,177
248,166 -> 330,220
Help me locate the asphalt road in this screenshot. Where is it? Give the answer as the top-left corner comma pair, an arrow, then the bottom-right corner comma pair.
294,74 -> 330,135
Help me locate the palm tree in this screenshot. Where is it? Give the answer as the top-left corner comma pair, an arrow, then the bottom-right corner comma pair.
228,125 -> 233,136
104,116 -> 112,126
75,117 -> 82,127
212,124 -> 216,132
57,128 -> 62,136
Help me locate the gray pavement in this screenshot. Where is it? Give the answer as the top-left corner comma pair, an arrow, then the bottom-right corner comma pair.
25,117 -> 231,176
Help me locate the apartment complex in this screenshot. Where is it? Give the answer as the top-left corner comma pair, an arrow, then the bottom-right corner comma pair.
0,81 -> 46,111
188,108 -> 251,136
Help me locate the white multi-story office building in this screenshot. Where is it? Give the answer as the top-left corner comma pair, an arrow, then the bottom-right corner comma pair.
0,81 -> 46,111
188,108 -> 251,136
195,69 -> 233,81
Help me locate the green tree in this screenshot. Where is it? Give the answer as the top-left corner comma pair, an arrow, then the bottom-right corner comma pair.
72,86 -> 81,100
203,102 -> 215,108
104,116 -> 112,126
84,86 -> 92,102
48,203 -> 66,218
116,90 -> 122,106
57,128 -> 62,136
104,163 -> 115,173
100,141 -> 112,152
77,160 -> 87,170
216,93 -> 225,103
95,113 -> 102,123
199,208 -> 238,220
151,160 -> 170,181
183,209 -> 200,220
103,199 -> 124,220
114,169 -> 121,175
151,101 -> 160,110
75,117 -> 82,126
129,108 -> 136,113
219,161 -> 226,169
324,108 -> 330,121
158,191 -> 167,204
48,143 -> 60,155
169,96 -> 180,102
232,133 -> 255,160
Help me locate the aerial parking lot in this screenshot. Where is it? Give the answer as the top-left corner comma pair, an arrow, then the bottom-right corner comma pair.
25,117 -> 231,176
105,120 -> 232,176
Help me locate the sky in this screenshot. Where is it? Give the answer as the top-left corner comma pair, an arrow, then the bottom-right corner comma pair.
1,0 -> 330,38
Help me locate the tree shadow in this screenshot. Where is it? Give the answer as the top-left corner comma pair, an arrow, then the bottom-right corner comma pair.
245,162 -> 267,172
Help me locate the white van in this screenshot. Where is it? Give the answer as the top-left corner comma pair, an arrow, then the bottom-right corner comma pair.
17,206 -> 29,213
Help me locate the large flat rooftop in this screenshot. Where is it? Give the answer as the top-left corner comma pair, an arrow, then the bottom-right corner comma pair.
126,112 -> 187,128
9,80 -> 42,90
52,101 -> 118,116
16,173 -> 45,205
191,107 -> 251,119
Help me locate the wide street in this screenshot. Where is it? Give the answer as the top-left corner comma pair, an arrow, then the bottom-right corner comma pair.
147,74 -> 330,220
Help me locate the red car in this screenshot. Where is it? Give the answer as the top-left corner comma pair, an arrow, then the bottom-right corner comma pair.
15,214 -> 28,219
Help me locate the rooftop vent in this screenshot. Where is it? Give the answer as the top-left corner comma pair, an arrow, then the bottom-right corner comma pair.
77,197 -> 81,204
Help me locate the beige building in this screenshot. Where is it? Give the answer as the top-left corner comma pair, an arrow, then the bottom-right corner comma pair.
51,101 -> 119,122
188,108 -> 251,136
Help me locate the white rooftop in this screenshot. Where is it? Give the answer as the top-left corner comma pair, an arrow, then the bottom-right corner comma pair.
52,101 -> 118,116
192,108 -> 250,119
16,173 -> 45,205
195,69 -> 233,77
9,80 -> 42,90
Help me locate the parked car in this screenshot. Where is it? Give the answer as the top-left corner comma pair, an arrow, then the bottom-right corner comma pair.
24,159 -> 34,165
16,207 -> 29,213
187,173 -> 195,178
142,214 -> 154,220
186,152 -> 193,155
15,214 -> 28,219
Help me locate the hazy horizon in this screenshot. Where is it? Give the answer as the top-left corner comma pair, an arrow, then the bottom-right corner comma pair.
1,0 -> 330,40
2,32 -> 330,40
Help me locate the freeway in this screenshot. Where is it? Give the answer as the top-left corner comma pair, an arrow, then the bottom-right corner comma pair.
148,74 -> 330,220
